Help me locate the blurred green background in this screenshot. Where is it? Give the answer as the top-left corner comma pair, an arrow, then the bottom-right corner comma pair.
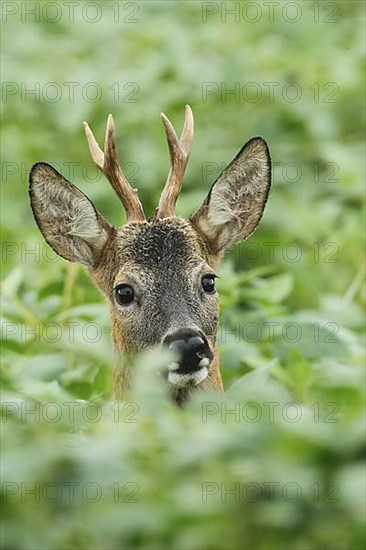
1,1 -> 365,549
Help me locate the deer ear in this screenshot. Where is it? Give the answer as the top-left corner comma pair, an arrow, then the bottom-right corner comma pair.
190,137 -> 271,254
29,162 -> 114,267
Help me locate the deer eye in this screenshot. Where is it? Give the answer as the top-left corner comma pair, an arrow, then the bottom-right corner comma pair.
201,275 -> 216,294
115,284 -> 135,305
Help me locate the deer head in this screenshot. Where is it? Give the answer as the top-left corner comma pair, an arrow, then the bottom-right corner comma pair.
29,106 -> 271,404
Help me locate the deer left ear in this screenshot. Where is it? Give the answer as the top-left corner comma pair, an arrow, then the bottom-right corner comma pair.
29,162 -> 114,267
190,137 -> 271,254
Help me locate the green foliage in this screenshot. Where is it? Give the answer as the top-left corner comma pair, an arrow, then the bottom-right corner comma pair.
1,2 -> 365,549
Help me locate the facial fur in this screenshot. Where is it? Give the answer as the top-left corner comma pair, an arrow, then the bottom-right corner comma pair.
91,217 -> 220,357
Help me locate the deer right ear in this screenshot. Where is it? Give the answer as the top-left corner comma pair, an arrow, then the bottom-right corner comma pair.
190,137 -> 271,256
29,162 -> 114,267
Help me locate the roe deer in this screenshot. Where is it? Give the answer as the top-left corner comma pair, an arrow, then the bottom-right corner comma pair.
29,106 -> 271,405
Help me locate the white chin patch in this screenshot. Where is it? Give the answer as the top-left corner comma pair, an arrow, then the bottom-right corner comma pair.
167,362 -> 180,371
167,367 -> 208,388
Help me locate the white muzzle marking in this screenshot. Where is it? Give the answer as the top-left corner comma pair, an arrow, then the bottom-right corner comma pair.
167,366 -> 208,388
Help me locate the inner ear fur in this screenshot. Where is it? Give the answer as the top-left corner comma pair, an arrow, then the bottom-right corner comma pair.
190,137 -> 271,255
29,162 -> 114,267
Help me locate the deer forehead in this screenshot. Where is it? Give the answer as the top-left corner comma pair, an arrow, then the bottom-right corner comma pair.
94,217 -> 210,291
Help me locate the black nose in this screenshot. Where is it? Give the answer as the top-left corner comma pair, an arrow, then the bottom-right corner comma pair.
162,328 -> 213,373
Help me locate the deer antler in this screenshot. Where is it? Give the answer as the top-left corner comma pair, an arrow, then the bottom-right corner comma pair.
83,115 -> 145,223
156,105 -> 194,219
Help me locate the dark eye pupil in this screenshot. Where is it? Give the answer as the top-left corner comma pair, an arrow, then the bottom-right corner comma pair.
115,284 -> 134,305
202,275 -> 216,293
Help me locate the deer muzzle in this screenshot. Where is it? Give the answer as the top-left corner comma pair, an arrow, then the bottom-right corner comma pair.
162,328 -> 213,388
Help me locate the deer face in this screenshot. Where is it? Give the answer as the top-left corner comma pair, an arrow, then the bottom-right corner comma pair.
93,218 -> 219,389
29,107 -> 271,403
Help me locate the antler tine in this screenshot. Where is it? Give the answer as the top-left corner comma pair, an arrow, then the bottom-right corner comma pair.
83,115 -> 145,223
156,105 -> 194,218
181,104 -> 194,153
